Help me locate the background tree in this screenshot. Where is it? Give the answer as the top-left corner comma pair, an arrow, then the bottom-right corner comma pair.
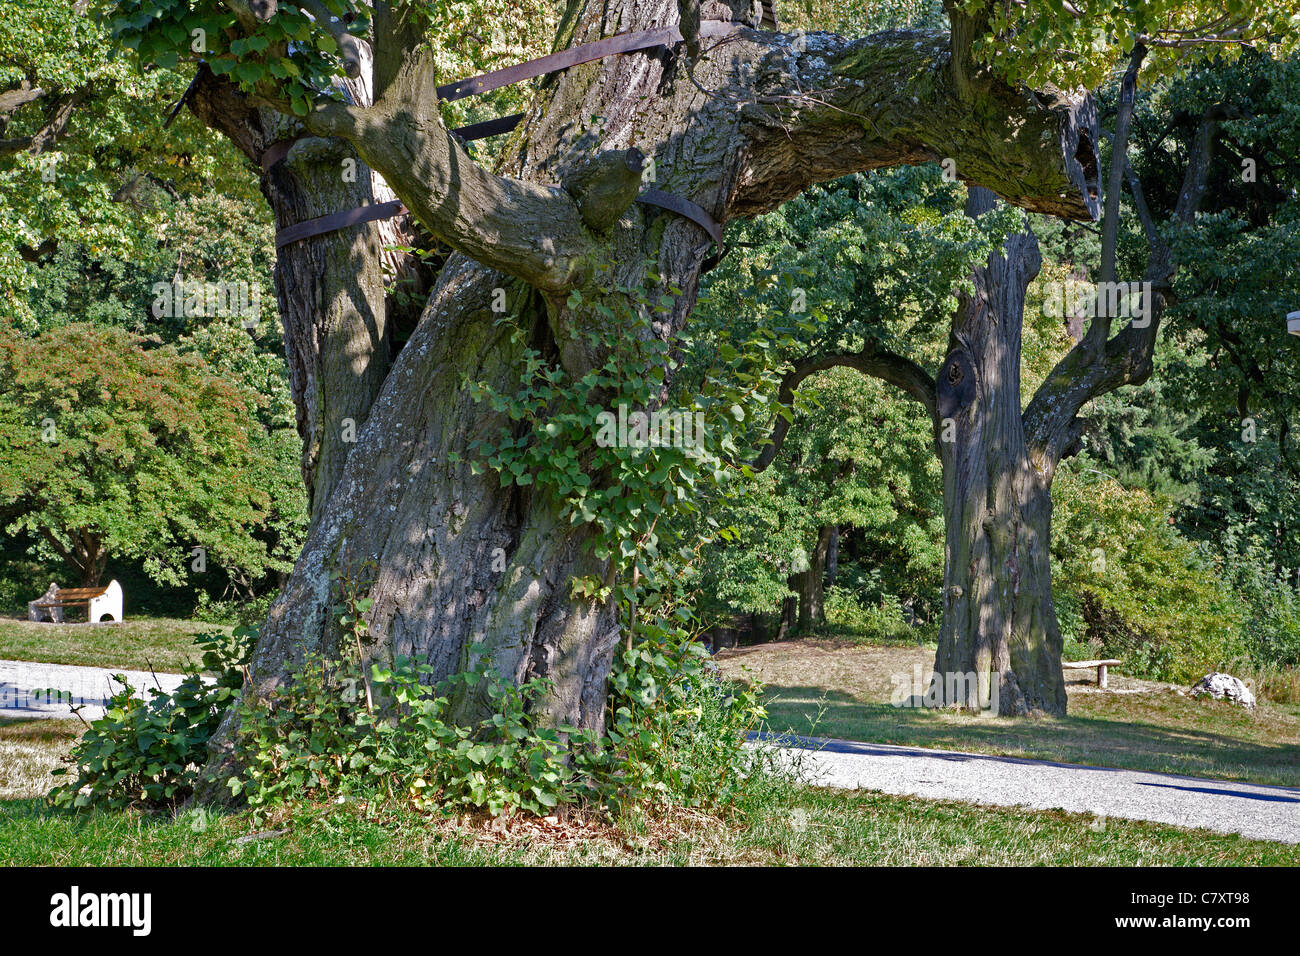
731,2 -> 1299,714
0,323 -> 301,590
694,367 -> 944,640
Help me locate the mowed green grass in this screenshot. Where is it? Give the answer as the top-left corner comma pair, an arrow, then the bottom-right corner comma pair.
718,640 -> 1300,788
6,791 -> 1300,866
1,717 -> 1296,866
0,617 -> 223,672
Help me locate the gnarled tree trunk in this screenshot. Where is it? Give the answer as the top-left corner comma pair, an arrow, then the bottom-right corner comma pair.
188,58 -> 419,520
930,89 -> 1220,714
931,188 -> 1066,716
189,0 -> 1099,795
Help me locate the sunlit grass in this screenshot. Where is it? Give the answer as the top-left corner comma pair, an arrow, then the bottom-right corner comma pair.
0,617 -> 222,672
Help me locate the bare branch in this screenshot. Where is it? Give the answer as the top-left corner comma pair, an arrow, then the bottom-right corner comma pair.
0,83 -> 46,118
1025,105 -> 1224,466
1086,41 -> 1145,352
561,148 -> 645,232
754,347 -> 938,471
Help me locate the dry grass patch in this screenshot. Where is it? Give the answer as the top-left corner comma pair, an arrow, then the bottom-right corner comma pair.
0,718 -> 79,800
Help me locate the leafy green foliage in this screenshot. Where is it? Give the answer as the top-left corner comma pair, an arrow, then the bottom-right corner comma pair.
588,618 -> 770,814
0,2 -> 259,302
700,169 -> 1014,369
1051,468 -> 1246,682
0,322 -> 302,589
682,168 -> 1004,632
955,0 -> 1300,90
229,652 -> 576,819
458,261 -> 804,613
227,622 -> 771,821
824,586 -> 924,643
48,625 -> 255,810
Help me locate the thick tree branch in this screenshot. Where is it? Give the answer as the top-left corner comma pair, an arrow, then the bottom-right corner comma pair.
38,527 -> 80,574
220,0 -> 264,32
371,1 -> 428,101
561,148 -> 645,232
0,87 -> 88,159
231,9 -> 1103,300
730,27 -> 1101,222
300,48 -> 600,295
0,83 -> 46,118
942,0 -> 991,101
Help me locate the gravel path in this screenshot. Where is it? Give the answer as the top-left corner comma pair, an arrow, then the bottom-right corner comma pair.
764,733 -> 1300,844
0,659 -> 190,720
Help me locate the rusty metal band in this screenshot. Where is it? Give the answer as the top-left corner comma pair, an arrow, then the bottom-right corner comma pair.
636,189 -> 723,248
437,18 -> 742,103
452,112 -> 526,142
163,70 -> 203,129
260,137 -> 302,171
275,191 -> 721,250
275,199 -> 406,249
262,111 -> 523,172
262,17 -> 748,172
273,18 -> 742,247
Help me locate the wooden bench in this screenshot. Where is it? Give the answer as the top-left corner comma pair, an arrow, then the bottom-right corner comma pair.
28,580 -> 123,623
1062,658 -> 1121,688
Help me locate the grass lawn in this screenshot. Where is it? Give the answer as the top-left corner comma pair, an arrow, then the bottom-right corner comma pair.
717,639 -> 1300,788
0,616 -> 225,672
1,718 -> 1295,865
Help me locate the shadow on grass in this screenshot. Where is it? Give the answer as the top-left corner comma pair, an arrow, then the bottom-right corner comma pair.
758,684 -> 1300,788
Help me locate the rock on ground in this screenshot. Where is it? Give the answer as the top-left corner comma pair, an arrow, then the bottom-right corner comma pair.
1189,672 -> 1257,708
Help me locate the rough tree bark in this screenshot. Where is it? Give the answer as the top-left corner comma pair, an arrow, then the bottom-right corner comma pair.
189,0 -> 1100,794
826,525 -> 839,586
795,524 -> 834,632
931,187 -> 1064,715
188,52 -> 420,520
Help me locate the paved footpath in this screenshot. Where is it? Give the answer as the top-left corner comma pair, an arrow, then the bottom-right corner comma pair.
764,733 -> 1300,844
0,658 -> 190,720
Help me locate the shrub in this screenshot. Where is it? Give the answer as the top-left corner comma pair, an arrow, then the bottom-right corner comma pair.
589,618 -> 769,815
51,597 -> 775,822
192,589 -> 279,628
226,618 -> 771,821
1051,469 -> 1245,683
48,626 -> 255,809
230,653 -> 575,819
1214,539 -> 1300,670
824,586 -> 931,645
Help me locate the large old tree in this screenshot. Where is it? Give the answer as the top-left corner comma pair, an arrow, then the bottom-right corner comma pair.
104,0 -> 1100,781
744,3 -> 1296,715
